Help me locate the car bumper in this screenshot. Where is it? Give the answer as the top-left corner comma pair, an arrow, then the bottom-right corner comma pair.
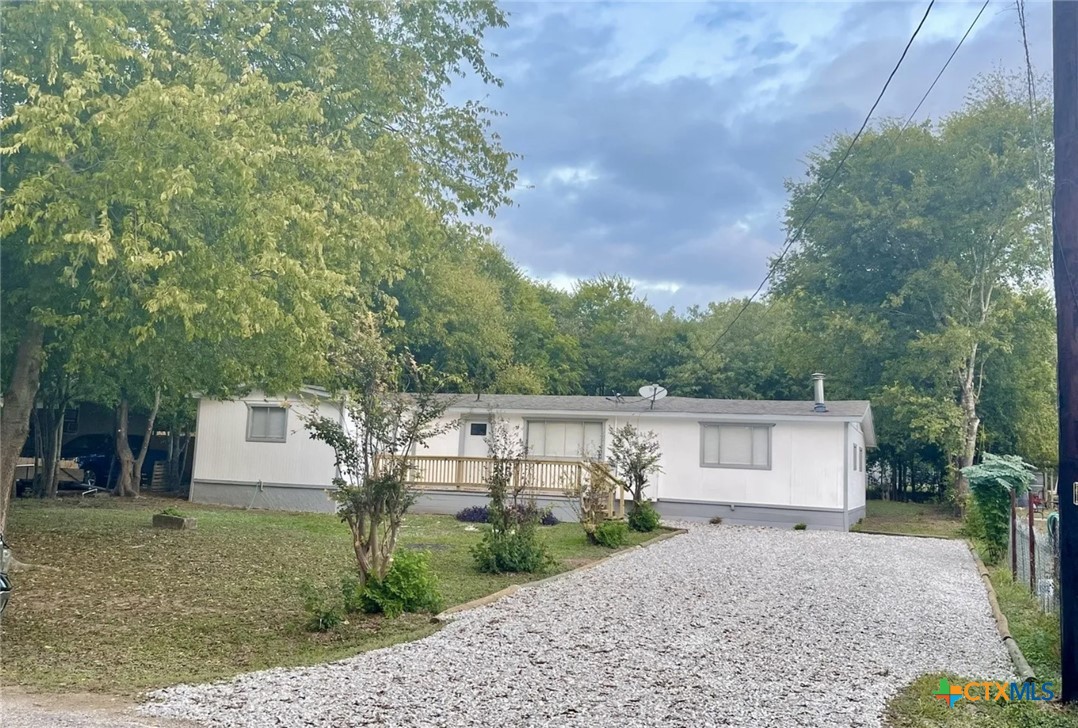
0,572 -> 10,613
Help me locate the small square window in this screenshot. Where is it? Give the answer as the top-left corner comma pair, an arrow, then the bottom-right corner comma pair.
247,405 -> 287,443
700,424 -> 771,469
469,422 -> 488,437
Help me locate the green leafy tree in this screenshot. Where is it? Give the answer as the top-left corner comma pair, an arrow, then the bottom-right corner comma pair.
558,276 -> 659,396
669,299 -> 802,400
774,74 -> 1051,504
0,0 -> 515,530
304,318 -> 456,591
389,250 -> 514,395
607,423 -> 663,532
607,424 -> 662,506
977,290 -> 1058,468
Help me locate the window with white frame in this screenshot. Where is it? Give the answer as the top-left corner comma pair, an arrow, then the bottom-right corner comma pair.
700,424 -> 771,469
526,420 -> 603,458
247,405 -> 288,443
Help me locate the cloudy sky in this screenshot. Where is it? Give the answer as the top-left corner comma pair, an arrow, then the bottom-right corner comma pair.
464,0 -> 1053,311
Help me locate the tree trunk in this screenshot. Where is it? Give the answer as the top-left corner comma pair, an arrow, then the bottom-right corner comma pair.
115,398 -> 137,497
43,405 -> 63,498
133,389 -> 162,490
115,390 -> 163,497
0,322 -> 45,534
955,345 -> 981,506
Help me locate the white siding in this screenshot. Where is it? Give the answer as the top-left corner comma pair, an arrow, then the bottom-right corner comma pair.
193,396 -> 860,515
192,393 -> 340,487
642,417 -> 845,509
419,411 -> 847,511
847,422 -> 867,512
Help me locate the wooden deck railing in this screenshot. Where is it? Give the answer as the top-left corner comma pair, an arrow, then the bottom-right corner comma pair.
374,454 -> 626,517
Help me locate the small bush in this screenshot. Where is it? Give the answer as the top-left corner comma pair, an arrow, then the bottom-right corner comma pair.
455,505 -> 490,523
709,516 -> 723,525
360,549 -> 443,618
300,582 -> 343,632
160,506 -> 188,518
340,573 -> 365,615
592,519 -> 629,548
457,503 -> 560,526
793,522 -> 807,530
627,501 -> 661,532
508,504 -> 559,526
473,524 -> 553,573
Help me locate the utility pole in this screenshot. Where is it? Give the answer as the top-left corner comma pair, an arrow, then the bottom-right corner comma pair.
1055,0 -> 1078,704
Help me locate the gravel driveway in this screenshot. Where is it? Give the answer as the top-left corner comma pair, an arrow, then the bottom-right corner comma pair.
139,526 -> 1010,727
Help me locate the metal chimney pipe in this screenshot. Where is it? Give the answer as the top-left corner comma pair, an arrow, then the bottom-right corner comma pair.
812,373 -> 827,412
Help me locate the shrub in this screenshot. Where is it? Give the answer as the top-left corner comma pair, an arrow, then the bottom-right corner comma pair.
473,523 -> 553,573
709,516 -> 723,525
627,501 -> 661,532
510,504 -> 559,526
592,519 -> 629,548
160,506 -> 188,518
359,549 -> 443,618
340,573 -> 365,614
300,582 -> 343,632
793,523 -> 807,530
457,504 -> 559,526
456,505 -> 490,523
472,417 -> 554,574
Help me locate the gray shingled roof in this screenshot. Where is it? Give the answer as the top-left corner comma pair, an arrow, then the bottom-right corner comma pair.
436,393 -> 871,419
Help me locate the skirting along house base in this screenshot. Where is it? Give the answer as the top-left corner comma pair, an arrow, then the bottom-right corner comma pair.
189,379 -> 875,531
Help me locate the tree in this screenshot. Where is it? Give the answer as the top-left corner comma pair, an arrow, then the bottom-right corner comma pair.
607,423 -> 663,532
774,74 -> 1052,505
607,424 -> 662,505
667,299 -> 802,400
304,318 -> 455,590
977,290 -> 1058,468
557,276 -> 659,396
0,0 -> 515,530
387,238 -> 513,395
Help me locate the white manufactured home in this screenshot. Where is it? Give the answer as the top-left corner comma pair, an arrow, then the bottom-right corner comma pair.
190,380 -> 875,531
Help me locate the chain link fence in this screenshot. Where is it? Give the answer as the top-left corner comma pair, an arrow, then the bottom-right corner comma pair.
1008,509 -> 1060,613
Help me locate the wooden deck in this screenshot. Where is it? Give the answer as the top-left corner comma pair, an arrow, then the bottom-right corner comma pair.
378,455 -> 626,517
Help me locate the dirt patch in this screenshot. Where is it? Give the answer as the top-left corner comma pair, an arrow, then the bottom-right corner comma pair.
0,686 -> 198,727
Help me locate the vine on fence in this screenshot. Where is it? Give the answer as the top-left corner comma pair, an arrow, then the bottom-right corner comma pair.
962,453 -> 1035,564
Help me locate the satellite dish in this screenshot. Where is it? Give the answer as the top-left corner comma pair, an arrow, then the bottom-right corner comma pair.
638,384 -> 668,405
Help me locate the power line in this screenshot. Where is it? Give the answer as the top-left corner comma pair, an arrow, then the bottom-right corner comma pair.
1016,0 -> 1049,220
901,0 -> 990,131
696,0 -> 936,359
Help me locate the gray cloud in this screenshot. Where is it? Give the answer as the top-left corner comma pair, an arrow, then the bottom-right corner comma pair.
475,1 -> 1052,311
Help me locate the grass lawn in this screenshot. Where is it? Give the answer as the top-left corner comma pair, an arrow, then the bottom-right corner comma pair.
852,499 -> 965,539
0,497 -> 666,695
